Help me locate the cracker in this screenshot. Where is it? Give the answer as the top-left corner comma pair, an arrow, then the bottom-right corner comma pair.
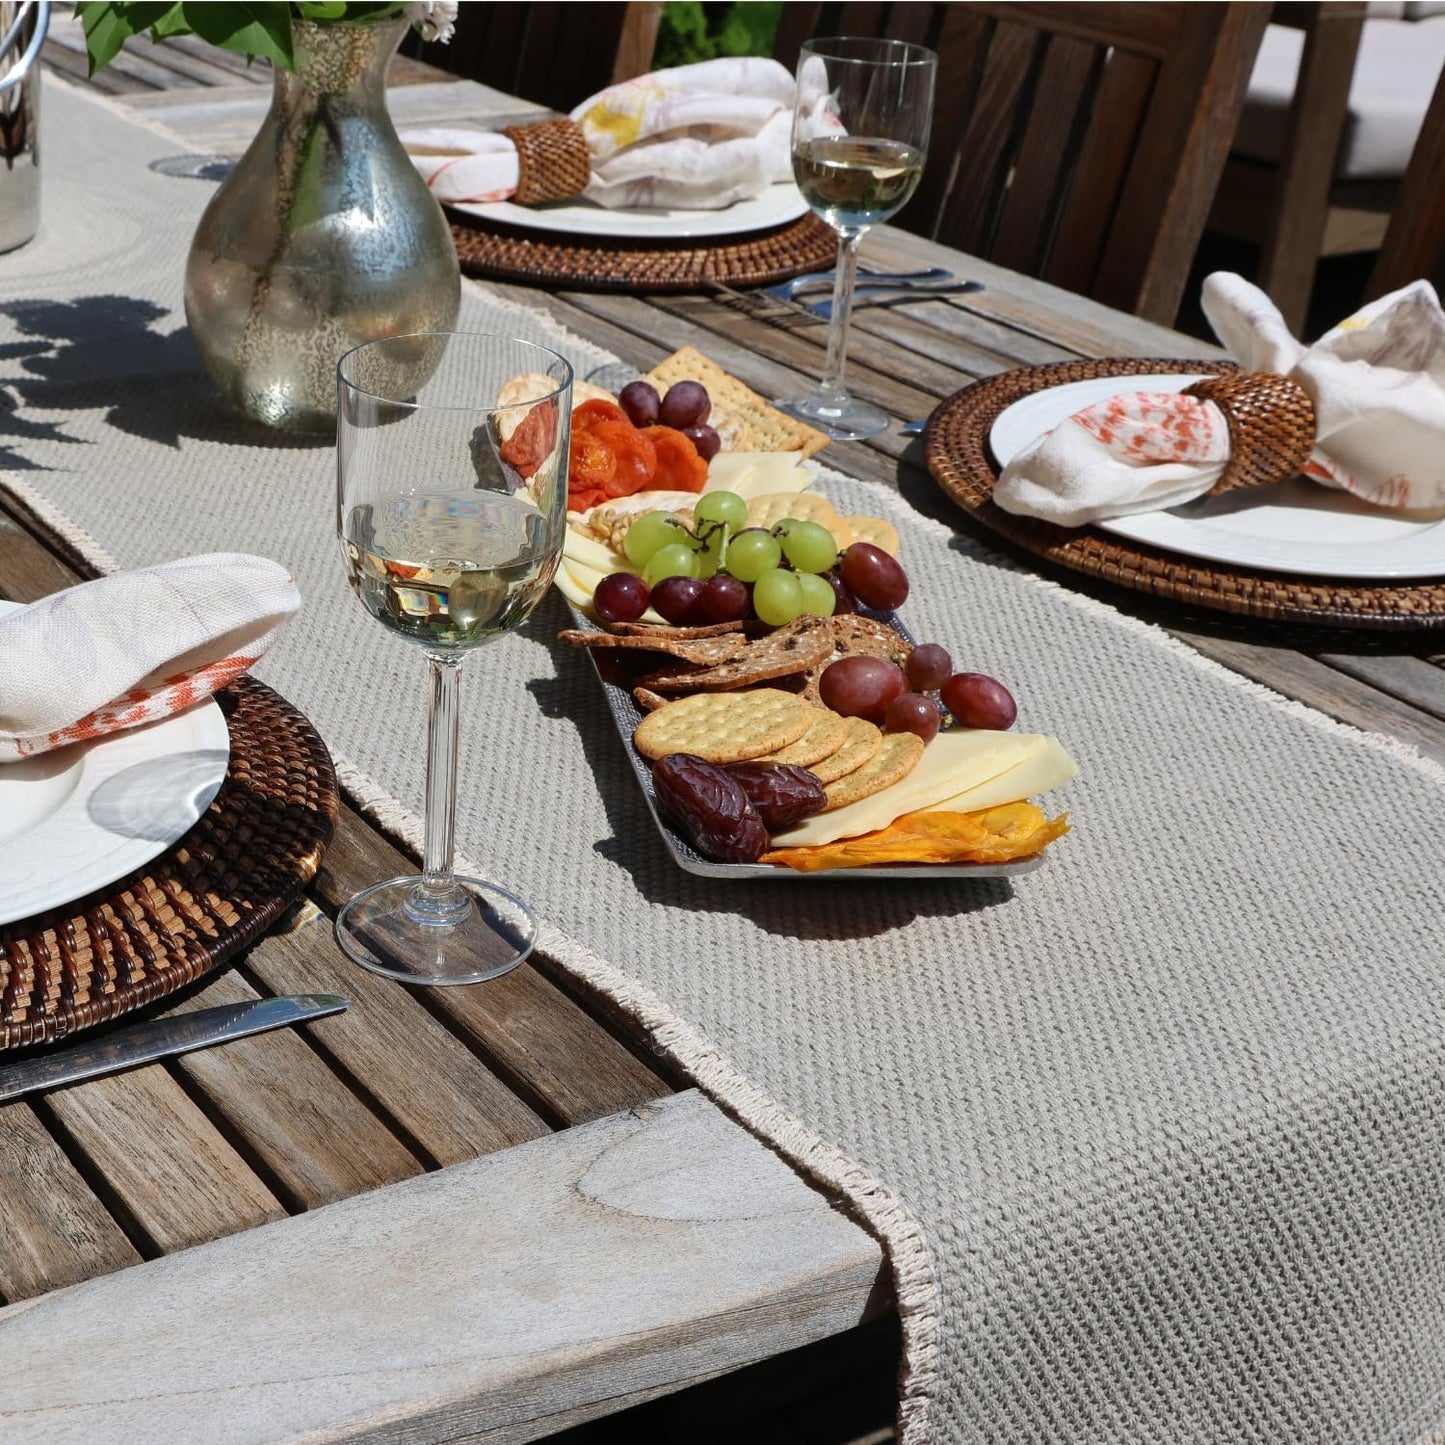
633,687 -> 669,713
634,689 -> 813,762
557,629 -> 746,665
821,731 -> 924,810
799,614 -> 914,704
637,614 -> 835,693
644,346 -> 829,458
757,708 -> 848,767
807,716 -> 883,784
609,619 -> 748,639
836,514 -> 901,556
744,491 -> 838,532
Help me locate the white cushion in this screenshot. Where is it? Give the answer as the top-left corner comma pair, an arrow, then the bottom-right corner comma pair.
1236,17 -> 1445,179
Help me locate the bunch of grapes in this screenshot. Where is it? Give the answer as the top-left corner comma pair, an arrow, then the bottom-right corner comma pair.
594,490 -> 901,629
618,379 -> 721,461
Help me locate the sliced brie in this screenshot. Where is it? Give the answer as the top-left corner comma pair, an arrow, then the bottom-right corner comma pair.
924,736 -> 1077,816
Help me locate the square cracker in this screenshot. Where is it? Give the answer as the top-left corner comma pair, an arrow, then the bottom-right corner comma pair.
645,346 -> 829,459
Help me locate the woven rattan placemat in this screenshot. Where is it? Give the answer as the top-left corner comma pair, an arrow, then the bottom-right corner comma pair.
0,678 -> 339,1051
925,358 -> 1445,630
449,210 -> 837,292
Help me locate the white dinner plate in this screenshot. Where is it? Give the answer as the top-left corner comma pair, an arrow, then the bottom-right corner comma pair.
0,602 -> 230,926
988,374 -> 1445,580
451,180 -> 809,241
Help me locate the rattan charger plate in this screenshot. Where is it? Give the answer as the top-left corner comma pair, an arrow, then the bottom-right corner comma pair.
925,358 -> 1445,630
449,209 -> 837,292
0,677 -> 339,1052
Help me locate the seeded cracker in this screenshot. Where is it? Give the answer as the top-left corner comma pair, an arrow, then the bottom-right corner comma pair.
757,708 -> 849,768
557,629 -> 746,666
634,689 -> 814,763
637,614 -> 834,692
821,731 -> 924,811
808,716 -> 884,784
644,346 -> 829,459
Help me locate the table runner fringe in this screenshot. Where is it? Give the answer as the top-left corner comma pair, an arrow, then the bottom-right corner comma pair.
0,474 -> 122,576
333,748 -> 945,1445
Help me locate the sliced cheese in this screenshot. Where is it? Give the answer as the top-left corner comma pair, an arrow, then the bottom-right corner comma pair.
706,451 -> 815,499
552,564 -> 594,611
771,730 -> 1036,848
564,526 -> 631,575
924,736 -> 1077,816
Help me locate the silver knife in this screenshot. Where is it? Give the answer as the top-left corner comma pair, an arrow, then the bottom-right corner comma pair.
0,994 -> 349,1103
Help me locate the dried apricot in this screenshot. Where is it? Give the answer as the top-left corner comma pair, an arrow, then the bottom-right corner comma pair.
649,426 -> 708,493
498,402 -> 557,480
573,398 -> 629,432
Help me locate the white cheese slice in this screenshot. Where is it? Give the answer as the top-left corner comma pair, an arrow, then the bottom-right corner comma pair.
563,527 -> 631,576
552,564 -> 594,611
771,730 -> 1037,848
924,736 -> 1077,815
706,452 -> 814,499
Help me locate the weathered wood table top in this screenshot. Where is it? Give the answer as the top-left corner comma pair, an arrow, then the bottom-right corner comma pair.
4,19 -> 1444,1444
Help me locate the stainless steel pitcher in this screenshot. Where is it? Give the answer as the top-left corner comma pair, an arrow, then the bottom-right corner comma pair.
0,0 -> 48,253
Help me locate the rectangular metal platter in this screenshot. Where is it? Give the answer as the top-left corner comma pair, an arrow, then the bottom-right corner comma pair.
569,607 -> 1046,882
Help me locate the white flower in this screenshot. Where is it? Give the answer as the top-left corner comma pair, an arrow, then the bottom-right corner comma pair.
405,2 -> 458,43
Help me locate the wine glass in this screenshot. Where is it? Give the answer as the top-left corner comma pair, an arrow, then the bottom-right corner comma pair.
335,333 -> 571,985
780,36 -> 937,440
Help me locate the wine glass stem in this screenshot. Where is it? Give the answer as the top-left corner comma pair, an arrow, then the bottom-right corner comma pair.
410,651 -> 469,927
819,227 -> 865,401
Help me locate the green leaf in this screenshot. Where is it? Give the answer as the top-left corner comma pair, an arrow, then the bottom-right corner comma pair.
182,2 -> 294,69
149,5 -> 195,39
294,2 -> 350,18
75,2 -> 173,74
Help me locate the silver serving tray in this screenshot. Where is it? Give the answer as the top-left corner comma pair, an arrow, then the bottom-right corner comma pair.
569,606 -> 1046,882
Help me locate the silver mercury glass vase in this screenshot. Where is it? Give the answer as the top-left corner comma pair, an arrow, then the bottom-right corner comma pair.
184,18 -> 461,432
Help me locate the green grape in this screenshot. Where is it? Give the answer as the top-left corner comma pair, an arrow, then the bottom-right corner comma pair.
752,567 -> 804,626
644,542 -> 701,587
795,570 -> 838,617
689,523 -> 726,578
725,529 -> 782,583
694,490 -> 748,531
624,510 -> 685,566
773,518 -> 838,575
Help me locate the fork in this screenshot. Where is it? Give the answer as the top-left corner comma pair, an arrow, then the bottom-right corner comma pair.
801,280 -> 983,321
761,265 -> 956,303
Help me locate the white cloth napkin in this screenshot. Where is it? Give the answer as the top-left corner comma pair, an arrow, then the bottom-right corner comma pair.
0,554 -> 300,760
993,273 -> 1445,527
402,56 -> 796,211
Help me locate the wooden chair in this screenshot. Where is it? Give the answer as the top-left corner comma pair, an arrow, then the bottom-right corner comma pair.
773,3 -> 1269,326
1365,61 -> 1445,297
401,3 -> 662,112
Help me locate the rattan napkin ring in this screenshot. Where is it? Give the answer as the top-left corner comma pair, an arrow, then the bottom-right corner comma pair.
500,118 -> 592,205
1182,371 -> 1317,495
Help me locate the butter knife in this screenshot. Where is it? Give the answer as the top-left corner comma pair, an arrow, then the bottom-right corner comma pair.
0,994 -> 349,1102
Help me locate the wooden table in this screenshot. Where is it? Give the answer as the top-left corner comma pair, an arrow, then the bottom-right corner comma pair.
6,24 -> 1444,1444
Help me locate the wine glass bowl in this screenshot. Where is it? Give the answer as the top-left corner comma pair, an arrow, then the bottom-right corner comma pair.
335,332 -> 572,985
781,37 -> 937,440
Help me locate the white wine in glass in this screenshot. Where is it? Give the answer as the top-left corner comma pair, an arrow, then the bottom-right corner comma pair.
336,333 -> 571,986
781,37 -> 936,440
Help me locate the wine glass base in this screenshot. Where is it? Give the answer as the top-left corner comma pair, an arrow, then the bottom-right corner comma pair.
776,391 -> 891,441
336,875 -> 536,986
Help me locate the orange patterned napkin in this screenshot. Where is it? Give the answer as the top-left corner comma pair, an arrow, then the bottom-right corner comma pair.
0,554 -> 299,760
994,273 -> 1445,526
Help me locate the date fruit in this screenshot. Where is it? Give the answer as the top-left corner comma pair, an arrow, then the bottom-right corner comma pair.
726,761 -> 826,830
652,753 -> 768,863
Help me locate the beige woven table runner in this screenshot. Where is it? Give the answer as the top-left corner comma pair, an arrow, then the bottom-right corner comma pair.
7,82 -> 1445,1444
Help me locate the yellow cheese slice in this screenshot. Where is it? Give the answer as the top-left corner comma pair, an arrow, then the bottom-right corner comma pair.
552,564 -> 594,611
564,526 -> 631,575
924,736 -> 1077,815
771,730 -> 1037,848
706,452 -> 814,499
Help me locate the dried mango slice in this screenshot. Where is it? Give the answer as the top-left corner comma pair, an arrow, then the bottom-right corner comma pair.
761,801 -> 1069,873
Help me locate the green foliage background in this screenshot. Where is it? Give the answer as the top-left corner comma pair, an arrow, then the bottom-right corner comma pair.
654,2 -> 784,69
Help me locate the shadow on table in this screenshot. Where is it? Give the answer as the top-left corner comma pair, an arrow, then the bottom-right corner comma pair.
523,600 -> 1016,942
0,294 -> 330,470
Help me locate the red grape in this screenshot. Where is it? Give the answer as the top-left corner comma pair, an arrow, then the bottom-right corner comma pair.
838,543 -> 909,611
651,574 -> 708,625
593,571 -> 649,624
941,672 -> 1017,730
699,572 -> 750,623
821,568 -> 856,614
884,691 -> 941,743
659,380 -> 711,428
618,380 -> 660,427
818,656 -> 909,723
681,423 -> 721,461
905,642 -> 952,691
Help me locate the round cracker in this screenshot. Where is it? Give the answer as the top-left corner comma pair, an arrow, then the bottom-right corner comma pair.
839,514 -> 901,556
808,716 -> 883,784
757,708 -> 849,768
633,688 -> 813,763
745,491 -> 838,532
820,731 -> 924,811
